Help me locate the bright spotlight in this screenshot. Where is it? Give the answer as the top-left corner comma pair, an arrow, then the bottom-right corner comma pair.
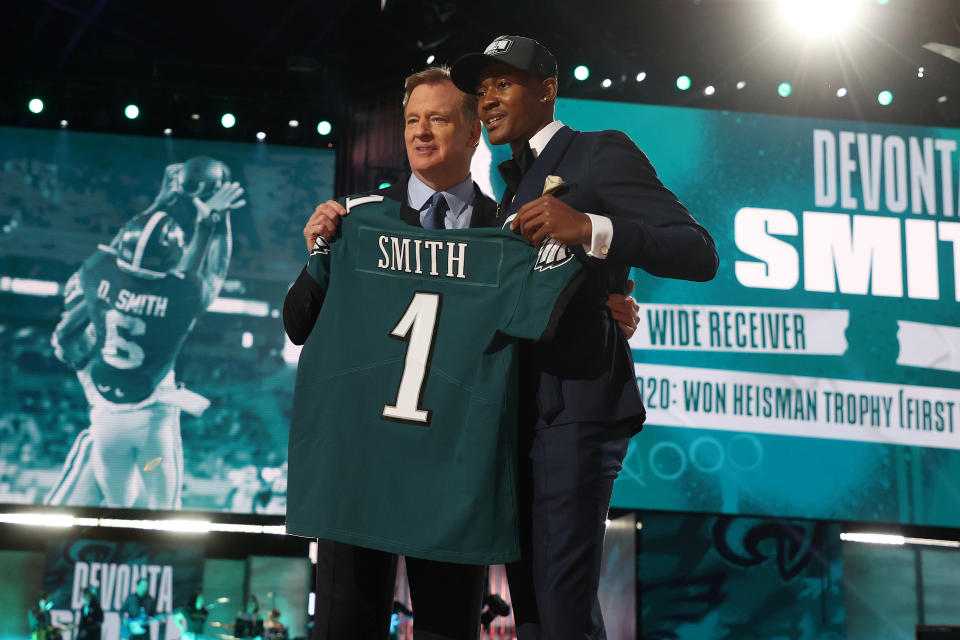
878,90 -> 893,106
191,113 -> 200,120
288,119 -> 299,128
124,104 -> 140,120
601,78 -> 612,89
163,128 -> 173,135
574,65 -> 590,81
636,72 -> 647,82
736,81 -> 746,90
60,120 -> 68,128
317,120 -> 332,136
256,131 -> 266,141
704,85 -> 716,96
918,67 -> 925,78
221,113 -> 236,129
28,98 -> 44,114
242,331 -> 254,348
837,87 -> 848,98
938,96 -> 948,103
778,82 -> 793,98
676,75 -> 691,91
426,54 -> 436,64
780,0 -> 859,36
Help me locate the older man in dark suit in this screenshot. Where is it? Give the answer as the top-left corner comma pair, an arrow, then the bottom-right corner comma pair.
451,36 -> 719,640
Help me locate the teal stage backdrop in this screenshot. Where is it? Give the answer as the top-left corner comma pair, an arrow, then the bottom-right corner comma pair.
519,100 -> 960,527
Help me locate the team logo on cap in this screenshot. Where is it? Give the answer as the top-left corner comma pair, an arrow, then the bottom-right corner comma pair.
310,236 -> 331,256
485,38 -> 514,56
534,238 -> 574,272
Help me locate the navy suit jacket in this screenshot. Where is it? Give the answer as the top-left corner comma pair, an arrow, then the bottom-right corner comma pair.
283,175 -> 498,345
504,125 -> 718,432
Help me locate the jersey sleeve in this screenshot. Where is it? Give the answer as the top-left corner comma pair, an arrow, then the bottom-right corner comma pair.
303,197 -> 348,289
500,235 -> 585,342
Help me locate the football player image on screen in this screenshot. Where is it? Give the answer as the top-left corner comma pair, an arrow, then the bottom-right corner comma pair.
44,157 -> 245,509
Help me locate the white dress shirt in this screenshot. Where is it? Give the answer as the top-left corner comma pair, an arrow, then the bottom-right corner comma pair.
528,120 -> 613,259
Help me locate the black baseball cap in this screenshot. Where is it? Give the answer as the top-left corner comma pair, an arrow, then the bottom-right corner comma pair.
451,36 -> 558,93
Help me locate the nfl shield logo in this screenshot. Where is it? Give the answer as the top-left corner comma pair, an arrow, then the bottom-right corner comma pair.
485,38 -> 514,56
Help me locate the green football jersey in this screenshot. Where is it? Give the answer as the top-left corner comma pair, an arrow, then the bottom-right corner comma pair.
286,192 -> 583,564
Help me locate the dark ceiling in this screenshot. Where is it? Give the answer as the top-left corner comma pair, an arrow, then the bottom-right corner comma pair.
4,0 -> 960,144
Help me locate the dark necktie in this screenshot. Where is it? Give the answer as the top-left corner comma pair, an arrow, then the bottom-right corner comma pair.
497,142 -> 536,194
422,191 -> 449,229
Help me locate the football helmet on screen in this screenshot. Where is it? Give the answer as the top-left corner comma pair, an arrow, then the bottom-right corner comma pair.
116,211 -> 186,277
180,156 -> 232,201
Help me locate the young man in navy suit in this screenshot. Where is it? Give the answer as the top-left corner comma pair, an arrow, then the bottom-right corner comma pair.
451,36 -> 719,640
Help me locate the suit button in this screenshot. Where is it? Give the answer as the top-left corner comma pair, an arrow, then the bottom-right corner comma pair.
600,245 -> 609,256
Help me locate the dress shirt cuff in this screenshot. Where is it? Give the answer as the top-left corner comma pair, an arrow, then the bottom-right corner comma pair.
583,213 -> 613,259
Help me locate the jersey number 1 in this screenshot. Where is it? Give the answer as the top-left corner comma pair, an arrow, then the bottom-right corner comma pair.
382,292 -> 442,425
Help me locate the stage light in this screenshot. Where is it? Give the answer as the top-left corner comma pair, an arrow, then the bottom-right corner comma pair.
426,54 -> 436,64
379,182 -> 392,188
191,113 -> 200,120
242,331 -> 254,348
736,81 -> 746,90
918,67 -> 925,78
837,87 -> 848,98
60,120 -> 68,128
841,532 -> 904,545
704,85 -> 716,96
676,75 -> 691,91
317,120 -> 332,136
779,0 -> 858,37
124,104 -> 140,120
778,82 -> 793,98
163,128 -> 173,135
601,78 -> 612,89
28,98 -> 44,114
878,90 -> 893,106
574,65 -> 590,81
938,96 -> 949,103
256,131 -> 266,142
289,119 -> 300,128
636,72 -> 646,82
221,113 -> 236,128
0,513 -> 75,527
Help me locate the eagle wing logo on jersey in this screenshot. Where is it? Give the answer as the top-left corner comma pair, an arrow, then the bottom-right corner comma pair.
310,236 -> 331,256
534,239 -> 575,272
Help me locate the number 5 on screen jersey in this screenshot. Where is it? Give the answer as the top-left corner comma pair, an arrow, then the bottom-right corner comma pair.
382,291 -> 442,425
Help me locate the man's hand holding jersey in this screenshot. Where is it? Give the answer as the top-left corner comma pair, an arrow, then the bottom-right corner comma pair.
299,202 -> 641,338
303,200 -> 348,251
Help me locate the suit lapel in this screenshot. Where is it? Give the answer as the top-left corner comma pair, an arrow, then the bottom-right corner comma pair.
507,126 -> 578,216
469,184 -> 498,229
386,176 -> 423,227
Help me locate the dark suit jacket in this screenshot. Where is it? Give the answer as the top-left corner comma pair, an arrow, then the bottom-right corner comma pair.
283,175 -> 499,344
504,125 -> 718,432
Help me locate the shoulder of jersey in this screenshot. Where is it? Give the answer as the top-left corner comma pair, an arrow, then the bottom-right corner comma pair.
310,191 -> 391,256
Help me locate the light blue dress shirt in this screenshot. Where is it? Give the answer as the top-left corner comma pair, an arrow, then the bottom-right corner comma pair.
407,173 -> 476,229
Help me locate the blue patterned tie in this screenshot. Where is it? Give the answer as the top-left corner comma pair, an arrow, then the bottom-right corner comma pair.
423,191 -> 449,230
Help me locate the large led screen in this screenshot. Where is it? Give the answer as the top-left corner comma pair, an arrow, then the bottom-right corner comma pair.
524,100 -> 960,527
0,126 -> 334,514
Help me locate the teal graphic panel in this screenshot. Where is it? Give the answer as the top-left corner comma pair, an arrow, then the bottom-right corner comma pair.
549,100 -> 960,526
640,513 -> 845,639
0,126 -> 334,514
42,537 -> 204,640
